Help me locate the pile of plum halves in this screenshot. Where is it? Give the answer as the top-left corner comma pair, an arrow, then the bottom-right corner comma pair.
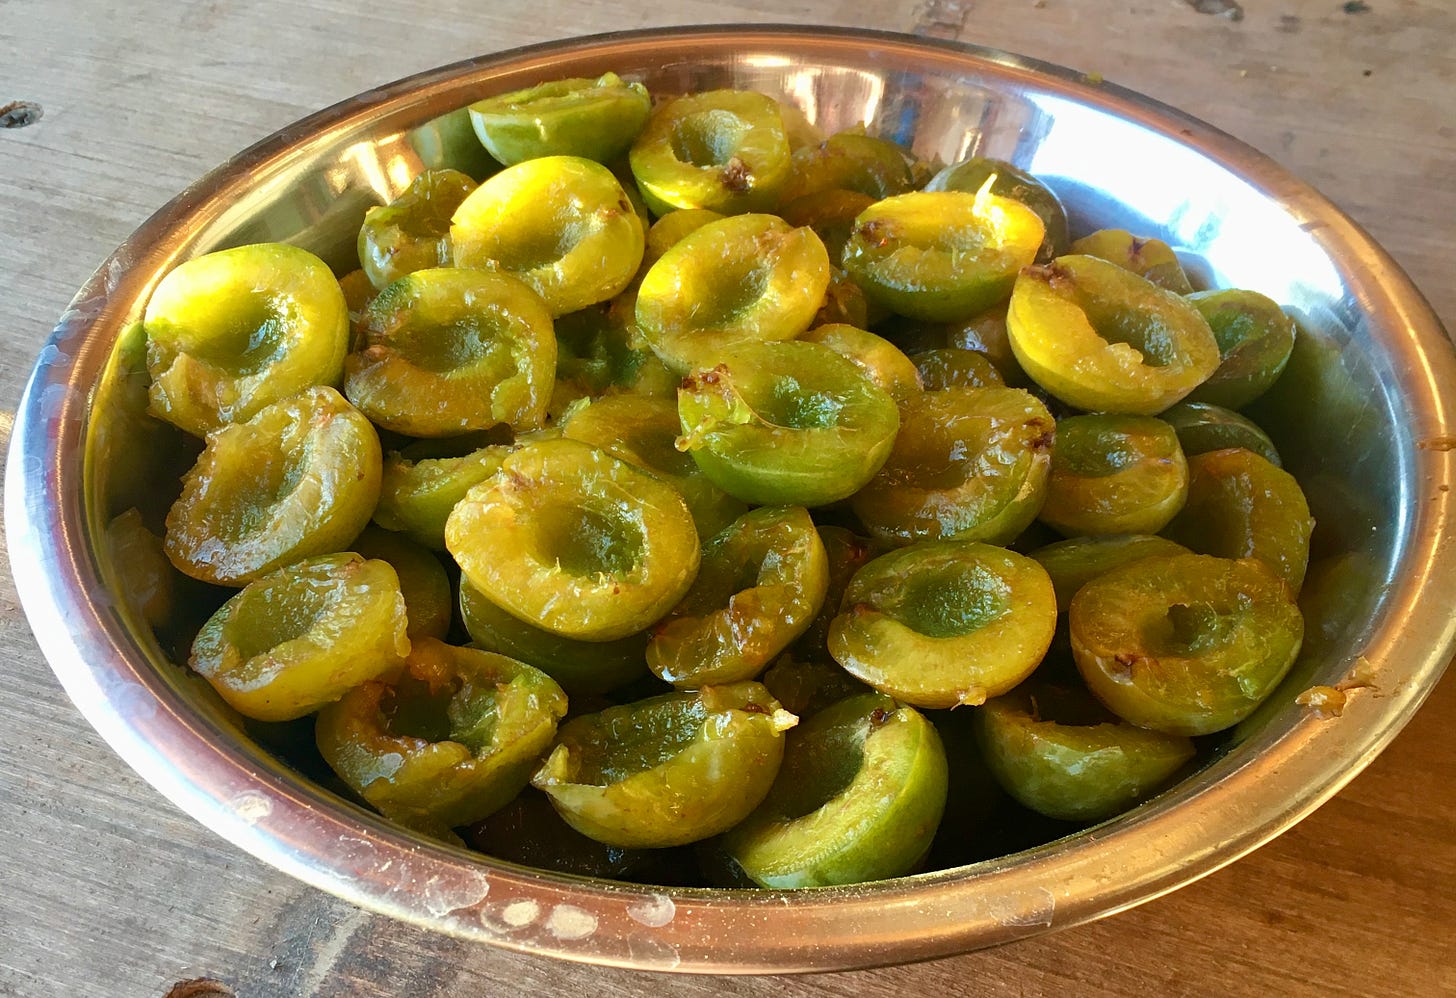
115,73 -> 1313,888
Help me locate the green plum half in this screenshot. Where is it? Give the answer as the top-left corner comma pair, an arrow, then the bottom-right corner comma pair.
451,155 -> 644,315
190,554 -> 410,722
1069,552 -> 1304,735
911,347 -> 1005,391
780,129 -> 915,203
842,189 -> 1045,322
1070,229 -> 1194,294
560,393 -> 748,541
531,682 -> 796,848
348,525 -> 453,641
635,213 -> 830,373
1183,289 -> 1297,410
974,681 -> 1194,822
676,339 -> 900,507
1030,534 -> 1192,613
165,387 -> 381,586
1007,256 -> 1219,415
445,438 -> 700,641
344,267 -> 556,436
357,168 -> 476,290
828,541 -> 1058,709
105,508 -> 176,631
316,639 -> 567,837
1159,401 -> 1282,467
1163,447 -> 1314,593
850,387 -> 1054,546
628,89 -> 792,215
468,72 -> 652,166
647,506 -> 830,688
1037,414 -> 1189,537
144,243 -> 348,438
373,432 -> 514,550
643,207 -> 726,266
722,692 -> 948,887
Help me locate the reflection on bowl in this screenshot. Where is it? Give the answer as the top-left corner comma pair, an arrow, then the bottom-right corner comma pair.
7,25 -> 1455,974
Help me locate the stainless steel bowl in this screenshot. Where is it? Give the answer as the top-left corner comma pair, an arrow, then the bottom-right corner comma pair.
7,25 -> 1455,974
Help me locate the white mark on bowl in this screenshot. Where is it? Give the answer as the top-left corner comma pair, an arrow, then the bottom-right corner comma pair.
36,343 -> 71,371
105,254 -> 130,295
987,887 -> 1056,929
40,384 -> 80,422
626,894 -> 676,928
229,791 -> 273,824
546,904 -> 598,940
422,872 -> 491,919
500,900 -> 540,927
55,297 -> 104,336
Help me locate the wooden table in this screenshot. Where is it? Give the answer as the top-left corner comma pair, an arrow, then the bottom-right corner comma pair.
3,1 -> 1453,995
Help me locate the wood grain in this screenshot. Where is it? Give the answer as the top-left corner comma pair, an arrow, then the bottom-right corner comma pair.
1,1 -> 1453,996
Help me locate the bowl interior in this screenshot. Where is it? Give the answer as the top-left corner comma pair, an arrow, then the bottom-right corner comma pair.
17,26 -> 1452,973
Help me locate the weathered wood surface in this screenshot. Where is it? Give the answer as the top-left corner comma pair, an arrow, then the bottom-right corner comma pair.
2,1 -> 1453,995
